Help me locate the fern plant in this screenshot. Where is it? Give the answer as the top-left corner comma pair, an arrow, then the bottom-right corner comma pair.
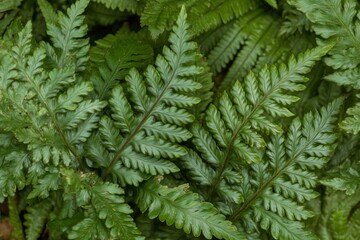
287,0 -> 360,218
0,0 -> 359,239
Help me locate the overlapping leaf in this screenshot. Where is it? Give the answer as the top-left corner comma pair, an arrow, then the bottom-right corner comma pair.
136,177 -> 245,240
87,6 -> 207,180
184,44 -> 333,203
229,99 -> 342,240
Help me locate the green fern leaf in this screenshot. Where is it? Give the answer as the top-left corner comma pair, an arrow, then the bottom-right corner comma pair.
0,151 -> 27,202
69,215 -> 110,240
92,0 -> 144,13
229,98 -> 343,239
90,182 -> 144,239
122,150 -> 179,175
8,196 -> 24,240
28,172 -> 61,199
273,178 -> 319,202
329,210 -> 348,240
207,9 -> 264,73
339,103 -> 360,134
188,54 -> 214,119
187,44 -> 333,203
140,0 -> 185,39
136,177 -> 245,240
90,34 -> 153,100
87,6 -> 205,179
262,191 -> 313,220
321,168 -> 360,195
188,0 -> 260,35
217,12 -> 283,91
0,0 -> 22,12
182,149 -> 216,186
24,199 -> 52,240
45,0 -> 90,70
349,208 -> 360,240
264,0 -> 278,9
287,0 -> 360,133
255,207 -> 316,240
60,100 -> 106,130
141,0 -> 260,38
60,169 -> 144,239
0,1 -> 105,170
37,0 -> 57,25
288,0 -> 360,70
56,81 -> 93,111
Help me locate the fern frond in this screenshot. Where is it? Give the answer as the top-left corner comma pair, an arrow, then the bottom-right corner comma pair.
0,1 -> 106,207
60,169 -> 144,239
86,6 -> 205,179
321,167 -> 360,195
349,208 -> 360,240
0,151 -> 27,202
288,0 -> 360,71
280,3 -> 312,36
90,33 -> 153,100
140,0 -> 260,38
316,197 -> 360,240
339,102 -> 360,134
187,0 -> 261,35
182,149 -> 216,186
207,9 -> 265,73
136,215 -> 187,239
254,207 -> 316,240
92,0 -> 144,13
219,14 -> 283,91
24,199 -> 52,240
37,0 -> 57,25
28,172 -> 61,199
264,0 -> 278,9
287,0 -> 360,133
229,98 -> 342,240
188,54 -> 214,119
8,196 -> 24,240
186,44 -> 332,203
136,177 -> 245,240
0,0 -> 22,12
90,182 -> 144,239
329,210 -> 348,240
43,0 -> 90,71
68,214 -> 110,240
140,0 -> 185,39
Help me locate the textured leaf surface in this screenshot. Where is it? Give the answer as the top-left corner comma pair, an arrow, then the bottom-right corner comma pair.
136,178 -> 245,240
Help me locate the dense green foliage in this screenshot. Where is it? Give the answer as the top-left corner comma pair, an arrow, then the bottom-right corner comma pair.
0,0 -> 359,239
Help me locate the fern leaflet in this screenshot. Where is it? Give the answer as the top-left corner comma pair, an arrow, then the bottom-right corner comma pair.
136,177 -> 245,240
90,32 -> 153,100
92,0 -> 144,13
